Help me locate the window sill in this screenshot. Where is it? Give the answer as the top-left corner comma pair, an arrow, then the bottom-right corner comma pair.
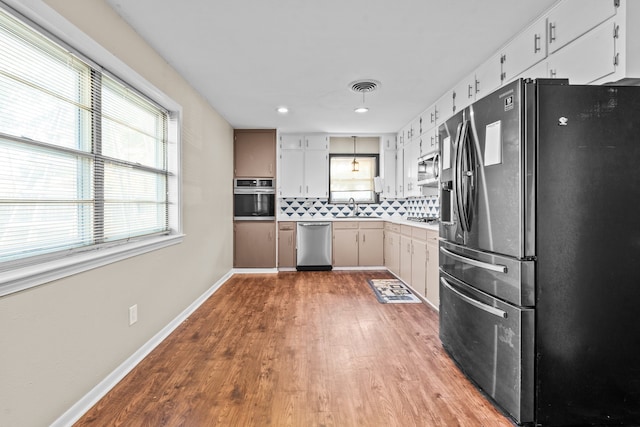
0,234 -> 185,298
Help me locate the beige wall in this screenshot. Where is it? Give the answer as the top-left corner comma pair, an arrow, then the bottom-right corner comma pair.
0,1 -> 234,426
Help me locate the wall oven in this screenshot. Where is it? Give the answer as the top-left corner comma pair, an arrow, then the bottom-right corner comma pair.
233,178 -> 275,220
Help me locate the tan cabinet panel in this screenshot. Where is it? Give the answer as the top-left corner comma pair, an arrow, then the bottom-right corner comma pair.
333,228 -> 359,267
359,228 -> 383,266
234,221 -> 276,268
234,130 -> 276,178
278,222 -> 296,268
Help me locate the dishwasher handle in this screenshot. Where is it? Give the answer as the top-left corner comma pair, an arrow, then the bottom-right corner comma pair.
299,222 -> 331,227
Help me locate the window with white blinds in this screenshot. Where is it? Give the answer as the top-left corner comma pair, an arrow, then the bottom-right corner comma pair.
0,6 -> 171,267
329,155 -> 378,204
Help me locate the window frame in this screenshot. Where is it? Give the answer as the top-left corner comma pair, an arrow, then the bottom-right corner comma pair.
328,153 -> 380,205
0,1 -> 183,297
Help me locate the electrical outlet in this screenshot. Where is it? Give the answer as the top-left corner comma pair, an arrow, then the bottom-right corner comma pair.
129,304 -> 138,325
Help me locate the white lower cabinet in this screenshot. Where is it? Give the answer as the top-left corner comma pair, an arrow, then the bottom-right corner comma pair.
383,223 -> 400,275
386,223 -> 439,308
426,230 -> 440,308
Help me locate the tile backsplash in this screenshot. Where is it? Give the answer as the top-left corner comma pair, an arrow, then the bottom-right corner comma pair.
278,196 -> 439,220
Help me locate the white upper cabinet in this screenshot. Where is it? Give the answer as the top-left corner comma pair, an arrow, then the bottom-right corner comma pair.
474,52 -> 503,101
381,134 -> 397,199
279,134 -> 328,198
547,0 -> 618,54
548,17 -> 617,84
279,149 -> 304,197
303,148 -> 328,198
304,134 -> 328,150
280,134 -> 304,150
500,16 -> 548,84
396,145 -> 404,198
435,90 -> 454,126
516,59 -> 549,81
451,72 -> 476,115
383,134 -> 397,151
403,138 -> 420,198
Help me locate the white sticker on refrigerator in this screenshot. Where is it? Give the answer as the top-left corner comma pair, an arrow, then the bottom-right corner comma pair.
442,136 -> 451,170
484,120 -> 502,166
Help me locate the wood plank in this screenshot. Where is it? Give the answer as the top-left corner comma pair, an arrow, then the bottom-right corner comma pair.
74,271 -> 514,426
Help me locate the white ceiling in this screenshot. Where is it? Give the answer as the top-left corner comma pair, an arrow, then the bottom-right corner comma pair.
105,0 -> 558,134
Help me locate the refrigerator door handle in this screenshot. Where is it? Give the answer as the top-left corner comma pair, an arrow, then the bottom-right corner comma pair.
459,120 -> 475,232
440,247 -> 508,273
454,121 -> 467,232
441,277 -> 508,318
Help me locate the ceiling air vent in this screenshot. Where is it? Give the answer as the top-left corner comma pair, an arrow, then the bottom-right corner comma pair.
349,79 -> 381,93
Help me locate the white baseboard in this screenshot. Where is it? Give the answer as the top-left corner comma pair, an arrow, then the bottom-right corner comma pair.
50,270 -> 234,427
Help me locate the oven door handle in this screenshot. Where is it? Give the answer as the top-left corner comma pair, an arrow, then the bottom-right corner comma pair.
441,277 -> 507,319
234,188 -> 275,194
440,247 -> 507,273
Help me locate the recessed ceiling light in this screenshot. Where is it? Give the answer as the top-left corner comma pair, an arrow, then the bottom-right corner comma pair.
354,106 -> 369,113
276,106 -> 289,114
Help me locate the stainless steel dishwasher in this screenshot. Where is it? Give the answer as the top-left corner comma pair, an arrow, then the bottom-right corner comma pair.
296,222 -> 332,271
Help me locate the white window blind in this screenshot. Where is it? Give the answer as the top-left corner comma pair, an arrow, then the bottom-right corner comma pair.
0,6 -> 169,265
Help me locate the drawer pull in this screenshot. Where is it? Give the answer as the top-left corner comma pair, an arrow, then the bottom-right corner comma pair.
441,277 -> 507,318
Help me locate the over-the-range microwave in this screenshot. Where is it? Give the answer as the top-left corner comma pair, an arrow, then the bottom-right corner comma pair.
417,152 -> 440,187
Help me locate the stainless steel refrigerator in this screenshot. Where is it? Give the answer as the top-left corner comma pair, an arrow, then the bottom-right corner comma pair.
438,78 -> 640,426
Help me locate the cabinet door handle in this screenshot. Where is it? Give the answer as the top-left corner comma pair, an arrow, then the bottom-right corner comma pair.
363,233 -> 366,243
549,22 -> 556,43
534,33 -> 541,53
475,79 -> 480,94
306,185 -> 308,194
468,84 -> 473,99
299,185 -> 302,194
550,69 -> 557,78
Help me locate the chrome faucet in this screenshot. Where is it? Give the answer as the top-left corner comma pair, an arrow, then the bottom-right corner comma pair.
348,197 -> 359,216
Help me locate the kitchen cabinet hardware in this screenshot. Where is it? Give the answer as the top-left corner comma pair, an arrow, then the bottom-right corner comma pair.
534,34 -> 541,53
549,22 -> 557,43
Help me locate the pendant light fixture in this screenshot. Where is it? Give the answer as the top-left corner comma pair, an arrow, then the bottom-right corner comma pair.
354,92 -> 369,113
351,136 -> 359,172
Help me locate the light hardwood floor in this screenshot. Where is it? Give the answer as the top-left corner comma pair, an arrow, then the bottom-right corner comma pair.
75,271 -> 514,426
